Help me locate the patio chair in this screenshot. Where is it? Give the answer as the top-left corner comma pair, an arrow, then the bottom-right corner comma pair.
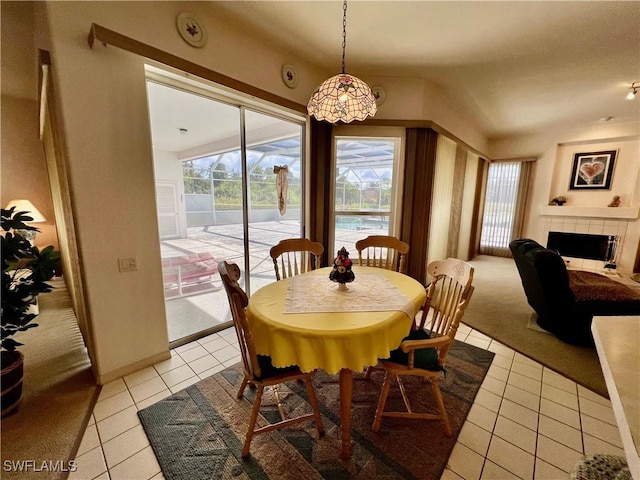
355,235 -> 409,274
218,261 -> 325,457
270,238 -> 324,281
370,257 -> 474,435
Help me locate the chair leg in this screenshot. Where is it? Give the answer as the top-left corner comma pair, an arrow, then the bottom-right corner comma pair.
431,378 -> 452,436
372,372 -> 393,432
304,378 -> 325,437
364,366 -> 375,379
242,385 -> 265,457
237,375 -> 251,399
271,384 -> 287,421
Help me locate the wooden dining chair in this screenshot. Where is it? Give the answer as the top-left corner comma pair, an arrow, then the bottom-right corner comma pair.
370,257 -> 475,435
355,235 -> 409,273
218,261 -> 325,457
270,238 -> 324,281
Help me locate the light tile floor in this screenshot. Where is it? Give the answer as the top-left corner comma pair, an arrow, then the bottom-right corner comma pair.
71,324 -> 626,480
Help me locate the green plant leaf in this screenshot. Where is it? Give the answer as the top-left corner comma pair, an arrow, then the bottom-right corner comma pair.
1,207 -> 60,351
0,338 -> 23,351
18,323 -> 39,331
1,207 -> 39,232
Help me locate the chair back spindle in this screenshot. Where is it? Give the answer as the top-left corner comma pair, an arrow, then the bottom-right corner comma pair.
270,238 -> 324,281
355,235 -> 409,273
420,258 -> 474,336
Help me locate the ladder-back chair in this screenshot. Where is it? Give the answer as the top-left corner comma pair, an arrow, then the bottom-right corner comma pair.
270,238 -> 324,281
355,235 -> 409,273
218,261 -> 325,457
370,257 -> 475,435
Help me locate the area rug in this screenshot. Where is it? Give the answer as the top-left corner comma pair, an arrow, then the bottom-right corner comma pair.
139,340 -> 494,480
464,255 -> 608,398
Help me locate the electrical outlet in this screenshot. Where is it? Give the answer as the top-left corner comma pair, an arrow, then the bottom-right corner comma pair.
118,256 -> 137,272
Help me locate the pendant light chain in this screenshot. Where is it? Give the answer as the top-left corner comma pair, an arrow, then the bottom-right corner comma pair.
341,0 -> 347,74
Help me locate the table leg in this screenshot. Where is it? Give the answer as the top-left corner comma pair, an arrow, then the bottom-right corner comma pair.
339,368 -> 353,460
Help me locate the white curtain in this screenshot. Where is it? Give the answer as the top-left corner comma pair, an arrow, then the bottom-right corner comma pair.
457,152 -> 480,260
427,136 -> 457,267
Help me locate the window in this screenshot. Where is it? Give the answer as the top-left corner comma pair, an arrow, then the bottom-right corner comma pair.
332,137 -> 401,257
479,161 -> 532,256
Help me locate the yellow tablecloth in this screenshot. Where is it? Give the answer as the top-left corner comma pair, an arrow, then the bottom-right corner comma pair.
247,266 -> 426,374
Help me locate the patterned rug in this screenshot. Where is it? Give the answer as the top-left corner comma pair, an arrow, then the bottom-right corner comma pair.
139,340 -> 494,480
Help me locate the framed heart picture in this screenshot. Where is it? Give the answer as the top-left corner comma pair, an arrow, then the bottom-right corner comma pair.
569,150 -> 617,190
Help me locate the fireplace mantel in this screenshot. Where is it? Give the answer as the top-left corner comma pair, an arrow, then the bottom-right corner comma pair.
540,206 -> 640,220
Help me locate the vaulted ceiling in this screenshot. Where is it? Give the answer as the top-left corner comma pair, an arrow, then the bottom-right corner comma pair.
210,1 -> 640,141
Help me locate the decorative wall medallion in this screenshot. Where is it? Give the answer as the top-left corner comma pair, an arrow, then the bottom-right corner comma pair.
282,64 -> 298,88
371,86 -> 386,106
176,12 -> 207,48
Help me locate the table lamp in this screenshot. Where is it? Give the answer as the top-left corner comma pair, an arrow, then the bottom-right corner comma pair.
5,199 -> 46,243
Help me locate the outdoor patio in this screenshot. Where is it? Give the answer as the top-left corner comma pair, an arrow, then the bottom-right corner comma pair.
160,220 -> 388,345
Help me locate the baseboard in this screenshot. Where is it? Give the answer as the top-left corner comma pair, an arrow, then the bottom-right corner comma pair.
97,350 -> 171,385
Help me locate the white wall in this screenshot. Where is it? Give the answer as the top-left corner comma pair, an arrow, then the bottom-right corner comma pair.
490,121 -> 640,273
39,2 -> 174,382
551,138 -> 639,208
1,95 -> 60,250
36,1 -> 489,383
0,2 -> 59,250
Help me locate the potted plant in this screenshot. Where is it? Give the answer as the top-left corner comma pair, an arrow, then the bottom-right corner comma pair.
1,206 -> 60,416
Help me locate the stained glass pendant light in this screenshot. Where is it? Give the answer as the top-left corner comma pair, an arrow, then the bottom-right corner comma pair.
307,0 -> 377,123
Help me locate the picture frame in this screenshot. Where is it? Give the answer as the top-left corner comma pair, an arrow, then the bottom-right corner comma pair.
569,150 -> 617,190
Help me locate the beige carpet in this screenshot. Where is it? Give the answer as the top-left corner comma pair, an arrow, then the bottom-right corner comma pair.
463,255 -> 608,398
1,279 -> 100,480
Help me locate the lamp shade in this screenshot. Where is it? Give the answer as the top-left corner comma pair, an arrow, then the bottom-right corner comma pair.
307,73 -> 377,123
5,199 -> 46,223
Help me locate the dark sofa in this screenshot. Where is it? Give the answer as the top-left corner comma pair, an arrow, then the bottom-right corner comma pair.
509,238 -> 640,346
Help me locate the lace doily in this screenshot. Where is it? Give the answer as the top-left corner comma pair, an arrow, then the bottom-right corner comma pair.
284,273 -> 415,318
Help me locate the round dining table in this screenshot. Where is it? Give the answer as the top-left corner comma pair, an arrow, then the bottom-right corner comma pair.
246,266 -> 426,459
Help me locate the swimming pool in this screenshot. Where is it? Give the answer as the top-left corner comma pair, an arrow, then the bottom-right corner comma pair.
335,216 -> 389,231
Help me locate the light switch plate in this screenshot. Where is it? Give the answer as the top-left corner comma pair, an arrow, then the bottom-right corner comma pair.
118,256 -> 137,272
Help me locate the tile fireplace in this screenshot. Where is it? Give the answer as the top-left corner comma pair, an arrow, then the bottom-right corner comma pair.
547,231 -> 618,265
542,215 -> 630,272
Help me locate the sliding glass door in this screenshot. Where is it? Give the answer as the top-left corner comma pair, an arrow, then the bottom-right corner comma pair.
245,110 -> 303,292
146,76 -> 305,346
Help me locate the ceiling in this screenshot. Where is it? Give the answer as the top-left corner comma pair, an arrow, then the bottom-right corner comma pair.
209,1 -> 640,141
